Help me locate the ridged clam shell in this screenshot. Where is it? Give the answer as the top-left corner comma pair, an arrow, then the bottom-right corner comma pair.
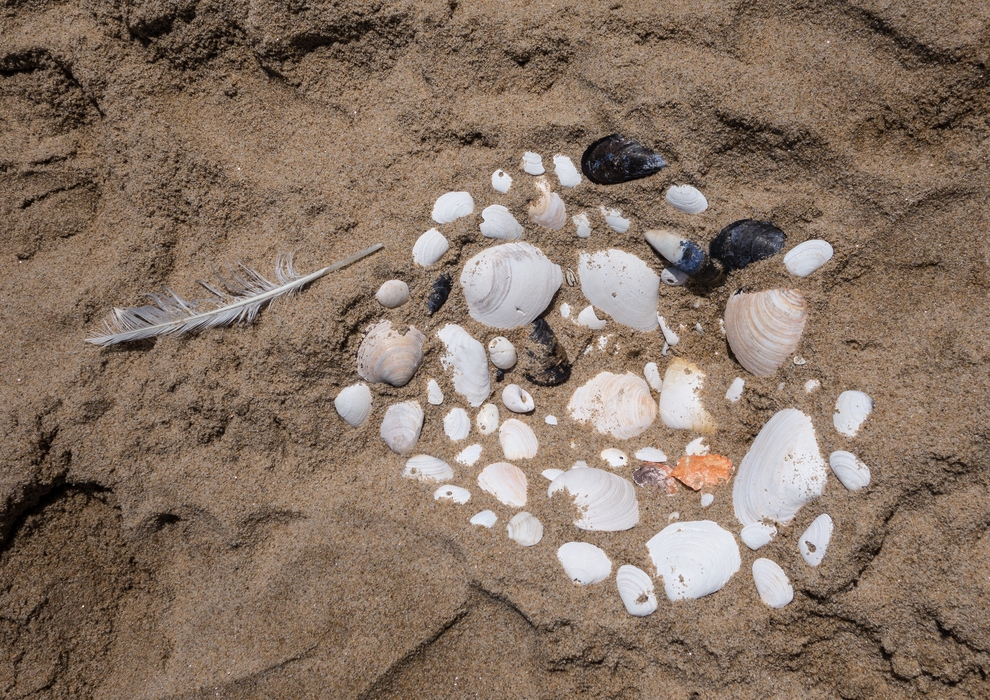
732,408 -> 827,527
646,520 -> 741,601
521,318 -> 571,387
487,336 -> 517,370
548,468 -> 639,531
476,403 -> 499,435
443,407 -> 470,441
658,358 -> 716,433
477,462 -> 527,507
437,324 -> 491,407
334,383 -> 372,427
577,306 -> 607,330
558,542 -> 612,585
426,378 -> 444,405
507,512 -> 543,546
799,513 -> 834,567
375,280 -> 409,308
528,178 -> 567,230
521,151 -> 545,175
581,134 -> 666,185
724,289 -> 808,377
499,418 -> 538,460
616,565 -> 658,616
412,228 -> 450,267
357,321 -> 425,388
665,184 -> 709,214
752,558 -> 794,608
834,390 -> 873,437
431,191 -> 474,224
710,219 -> 786,272
491,169 -> 512,193
829,451 -> 871,491
470,510 -> 497,527
403,454 -> 453,482
434,484 -> 471,503
479,205 -> 523,240
568,371 -> 658,440
501,384 -> 535,413
740,522 -> 777,550
573,213 -> 592,238
380,401 -> 424,455
553,154 -> 582,187
578,250 -> 660,332
784,239 -> 833,277
460,242 -> 562,329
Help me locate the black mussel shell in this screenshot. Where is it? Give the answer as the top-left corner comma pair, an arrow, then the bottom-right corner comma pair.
522,318 -> 571,387
581,134 -> 667,185
426,273 -> 453,315
709,220 -> 787,272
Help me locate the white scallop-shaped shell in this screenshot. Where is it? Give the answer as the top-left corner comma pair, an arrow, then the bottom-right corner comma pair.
470,510 -> 497,527
752,558 -> 794,608
548,468 -> 639,531
829,451 -> 871,491
334,383 -> 373,427
784,240 -> 834,277
576,306 -> 607,330
501,385 -> 535,413
568,371 -> 658,440
799,513 -> 834,567
426,378 -> 444,405
661,267 -> 689,286
434,484 -> 470,504
634,447 -> 666,462
725,377 -> 745,403
578,250 -> 660,332
616,565 -> 658,616
600,448 -> 628,468
403,454 -> 453,482
460,242 -> 562,329
724,289 -> 808,377
521,151 -> 545,175
437,324 -> 491,407
507,512 -> 543,546
499,419 -> 539,460
733,408 -> 827,527
491,170 -> 512,193
739,522 -> 778,550
357,320 -> 426,388
601,207 -> 631,233
553,155 -> 581,187
643,362 -> 663,392
477,462 -> 527,507
456,444 -> 483,466
658,358 -> 716,433
443,407 -> 470,441
479,205 -> 523,240
412,228 -> 450,267
476,403 -> 499,435
646,520 -> 741,601
665,184 -> 709,214
529,179 -> 567,230
487,336 -> 517,370
573,213 -> 592,238
834,390 -> 873,437
380,401 -> 424,455
431,191 -> 474,224
558,542 -> 612,585
375,280 -> 409,308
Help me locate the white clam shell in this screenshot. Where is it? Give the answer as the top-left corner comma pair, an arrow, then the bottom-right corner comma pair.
829,451 -> 871,491
752,558 -> 794,608
412,227 -> 450,267
548,468 -> 639,532
443,407 -> 471,441
357,320 -> 425,388
426,378 -> 444,405
375,279 -> 410,308
576,306 -> 607,330
434,484 -> 471,504
725,377 -> 745,403
600,448 -> 628,468
558,542 -> 612,585
334,383 -> 372,427
501,384 -> 535,413
601,207 -> 631,233
724,289 -> 808,377
658,358 -> 716,433
739,522 -> 778,550
573,213 -> 592,238
661,267 -> 690,286
507,512 -> 543,546
470,510 -> 497,527
784,239 -> 833,277
553,154 -> 581,187
431,191 -> 474,224
491,169 -> 512,193
528,178 -> 567,229
476,403 -> 500,435
487,336 -> 518,370
521,151 -> 545,175
578,250 -> 660,332
479,204 -> 523,240
665,184 -> 709,214
380,401 -> 424,455
634,447 -> 666,462
646,520 -> 741,601
477,462 -> 528,508
643,362 -> 663,392
499,418 -> 539,460
568,371 -> 658,440
833,390 -> 873,437
799,513 -> 834,567
615,565 -> 658,616
460,242 -> 562,329
403,454 -> 453,482
437,324 -> 491,407
456,444 -> 483,466
732,408 -> 827,527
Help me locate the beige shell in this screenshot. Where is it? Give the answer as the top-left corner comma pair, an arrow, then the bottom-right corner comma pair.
528,178 -> 567,230
568,371 -> 658,440
477,462 -> 528,507
724,289 -> 808,377
499,418 -> 539,460
460,242 -> 562,329
375,280 -> 410,308
380,401 -> 424,455
476,403 -> 500,435
357,320 -> 425,388
657,358 -> 716,434
507,511 -> 543,546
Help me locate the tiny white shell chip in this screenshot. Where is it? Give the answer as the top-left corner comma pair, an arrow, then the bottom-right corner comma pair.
548,468 -> 639,531
601,207 -> 631,233
431,191 -> 474,224
521,151 -> 545,175
616,565 -> 658,616
784,239 -> 834,277
578,250 -> 659,332
643,362 -> 663,392
479,204 -> 524,240
470,510 -> 497,527
477,462 -> 528,507
545,415 -> 558,425
661,267 -> 689,286
403,454 -> 454,482
434,484 -> 471,504
701,493 -> 715,507
646,520 -> 741,601
375,280 -> 410,308
829,451 -> 871,491
685,437 -> 709,455
752,558 -> 794,608
799,513 -> 834,567
491,170 -> 512,193
334,383 -> 373,427
502,384 -> 535,413
558,542 -> 612,585
437,324 -> 491,407
560,303 -> 571,318
553,154 -> 581,187
507,512 -> 543,546
380,401 -> 424,455
443,407 -> 470,441
427,378 -> 444,405
725,377 -> 745,403
576,306 -> 608,330
412,228 -> 450,267
487,336 -> 518,370
739,522 -> 777,550
456,444 -> 483,466
499,419 -> 539,460
658,358 -> 716,433
542,468 -> 564,481
634,447 -> 666,463
476,403 -> 500,435
665,184 -> 709,214
805,379 -> 821,393
600,448 -> 628,468
568,372 -> 658,440
529,179 -> 567,230
573,213 -> 592,238
571,460 -> 589,469
460,242 -> 562,328
834,390 -> 873,437
658,316 -> 679,347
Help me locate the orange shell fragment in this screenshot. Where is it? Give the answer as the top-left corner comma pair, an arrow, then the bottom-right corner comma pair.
670,454 -> 734,490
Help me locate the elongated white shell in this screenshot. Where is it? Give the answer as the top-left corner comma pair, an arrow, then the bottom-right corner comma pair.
529,179 -> 567,230
646,520 -> 741,601
501,385 -> 535,414
834,390 -> 873,437
724,289 -> 808,377
635,447 -> 666,462
380,401 -> 424,455
548,468 -> 639,531
752,558 -> 794,608
470,510 -> 497,527
403,454 -> 453,482
375,280 -> 410,308
573,213 -> 592,238
426,378 -> 444,405
477,462 -> 527,507
499,419 -> 539,460
558,542 -> 612,585
434,484 -> 471,503
578,250 -> 660,332
643,362 -> 663,392
553,155 -> 582,187
507,512 -> 543,546
829,451 -> 871,491
521,151 -> 545,175
431,191 -> 474,224
479,204 -> 523,240
437,324 -> 491,407
357,321 -> 426,387
412,228 -> 450,267
616,565 -> 658,616
576,306 -> 607,330
784,240 -> 833,277
733,408 -> 827,527
568,372 -> 658,440
658,358 -> 716,433
665,184 -> 709,214
491,170 -> 512,193
799,513 -> 834,567
601,207 -> 631,233
460,242 -> 562,329
443,407 -> 471,441
476,403 -> 499,435
334,383 -> 373,427
487,336 -> 517,370
740,522 -> 777,550
725,377 -> 745,403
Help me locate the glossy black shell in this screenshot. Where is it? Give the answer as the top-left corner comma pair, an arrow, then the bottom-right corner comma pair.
426,273 -> 452,315
521,318 -> 571,387
709,220 -> 787,272
581,134 -> 667,185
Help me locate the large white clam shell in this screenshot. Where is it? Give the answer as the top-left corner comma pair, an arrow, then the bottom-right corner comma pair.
479,204 -> 523,240
558,542 -> 612,585
431,191 -> 474,224
375,280 -> 409,308
528,179 -> 567,230
501,384 -> 535,413
567,371 -> 658,440
834,390 -> 873,437
616,565 -> 658,617
799,513 -> 834,567
434,484 -> 471,504
724,289 -> 808,377
553,155 -> 581,187
403,454 -> 454,482
499,418 -> 538,460
507,512 -> 543,546
491,169 -> 512,193
646,520 -> 741,601
521,151 -> 545,175
334,383 -> 372,427
437,324 -> 491,407
412,228 -> 450,267
443,407 -> 470,441
732,408 -> 827,527
380,401 -> 424,455
476,403 -> 499,435
829,450 -> 871,491
665,184 -> 709,214
578,250 -> 660,332
487,336 -> 517,370
460,242 -> 562,329
477,462 -> 528,507
784,239 -> 833,277
658,358 -> 716,433
548,468 -> 639,531
752,558 -> 794,608
357,320 -> 426,388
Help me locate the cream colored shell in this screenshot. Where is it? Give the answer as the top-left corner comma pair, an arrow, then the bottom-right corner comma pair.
799,513 -> 834,567
487,336 -> 517,370
403,454 -> 454,482
829,450 -> 871,491
357,320 -> 425,388
375,280 -> 410,308
657,358 -> 716,433
752,558 -> 794,608
834,390 -> 873,437
477,462 -> 528,507
412,227 -> 450,267
784,239 -> 833,277
724,289 -> 808,377
380,401 -> 424,455
665,184 -> 709,214
501,384 -> 535,413
568,371 -> 658,440
528,178 -> 567,230
431,191 -> 474,224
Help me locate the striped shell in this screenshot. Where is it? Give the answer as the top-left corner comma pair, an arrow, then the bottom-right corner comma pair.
724,288 -> 808,377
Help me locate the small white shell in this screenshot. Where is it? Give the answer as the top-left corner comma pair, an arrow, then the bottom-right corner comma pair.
521,151 -> 545,175
601,207 -> 631,233
685,437 -> 709,455
646,520 -> 741,601
529,179 -> 567,230
634,447 -> 666,462
479,205 -> 523,240
375,280 -> 409,308
576,306 -> 608,330
568,372 -> 658,440
431,191 -> 474,224
643,362 -> 663,392
460,242 -> 562,329
357,320 -> 426,388
403,454 -> 454,482
487,336 -> 517,370
739,522 -> 777,550
578,250 -> 660,332
658,358 -> 716,433
724,289 -> 808,377
542,468 -> 565,481
834,390 -> 873,437
437,324 -> 491,407
477,462 -> 528,507
701,493 -> 715,507
491,170 -> 512,193
548,468 -> 639,531
553,154 -> 582,187
476,403 -> 500,435
434,484 -> 470,503
426,378 -> 444,405
501,384 -> 535,413
725,377 -> 745,403
799,513 -> 834,567
615,565 -> 658,616
600,448 -> 628,468
558,542 -> 612,585
661,267 -> 689,286
573,213 -> 592,238
499,419 -> 539,460
456,444 -> 483,466
545,415 -> 558,425
470,510 -> 497,527
443,407 -> 470,441
665,184 -> 709,214
752,558 -> 794,608
829,451 -> 871,491
380,401 -> 424,455
412,228 -> 450,267
560,303 -> 572,318
507,512 -> 543,546
658,316 -> 679,347
784,240 -> 833,277
334,383 -> 373,427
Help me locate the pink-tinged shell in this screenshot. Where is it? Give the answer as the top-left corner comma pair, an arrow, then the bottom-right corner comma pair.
724,289 -> 807,377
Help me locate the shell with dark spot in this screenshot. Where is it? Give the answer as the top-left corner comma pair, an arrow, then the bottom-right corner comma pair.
426,273 -> 453,315
581,134 -> 667,185
709,220 -> 787,272
521,318 -> 571,387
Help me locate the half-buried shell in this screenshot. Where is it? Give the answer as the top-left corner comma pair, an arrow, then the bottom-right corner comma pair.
437,324 -> 491,407
431,191 -> 474,224
578,249 -> 660,332
657,358 -> 716,433
380,401 -> 424,455
547,468 -> 639,531
402,454 -> 454,482
558,542 -> 612,585
528,178 -> 567,230
507,512 -> 543,546
568,371 -> 658,440
477,462 -> 528,507
616,565 -> 658,616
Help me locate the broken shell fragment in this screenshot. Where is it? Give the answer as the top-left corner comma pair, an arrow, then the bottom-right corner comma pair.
661,267 -> 690,286
426,378 -> 444,405
476,403 -> 500,435
413,228 -> 450,267
665,184 -> 709,214
426,273 -> 453,316
434,484 -> 471,504
723,289 -> 808,377
834,390 -> 873,437
375,280 -> 410,308
460,242 -> 562,329
499,419 -> 539,460
568,371 -> 658,440
502,384 -> 535,413
799,513 -> 834,567
657,358 -> 716,433
521,318 -> 571,387
479,205 -> 524,240
456,444 -> 483,466
507,512 -> 544,546
601,207 -> 631,233
470,510 -> 497,527
635,447 -> 667,462
478,462 -> 528,507
725,377 -> 745,402
437,324 -> 491,407
581,134 -> 667,185
431,191 -> 475,224
334,383 -> 373,428
444,407 -> 471,441
558,542 -> 612,585
784,239 -> 833,277
381,401 -> 425,455
646,520 -> 741,601
643,363 -> 662,392
528,178 -> 567,230
829,451 -> 872,491
403,454 -> 453,482
548,468 -> 639,531
492,169 -> 512,193
573,213 -> 592,238
357,320 -> 426,387
600,448 -> 628,468
752,558 -> 794,608
578,249 -> 660,332
577,306 -> 608,330
521,151 -> 545,175
710,219 -> 786,272
633,464 -> 677,493
616,565 -> 658,616
670,454 -> 734,490
553,154 -> 582,187
488,336 -> 518,370
740,522 -> 777,550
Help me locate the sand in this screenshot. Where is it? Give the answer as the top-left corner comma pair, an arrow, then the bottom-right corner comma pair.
2,0 -> 989,697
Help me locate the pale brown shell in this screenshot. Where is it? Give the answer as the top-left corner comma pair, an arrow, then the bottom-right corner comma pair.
723,289 -> 808,377
357,320 -> 426,387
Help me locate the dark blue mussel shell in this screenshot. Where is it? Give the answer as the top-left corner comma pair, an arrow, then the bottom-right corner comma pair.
709,220 -> 787,272
522,318 -> 571,387
426,273 -> 453,315
581,134 -> 667,185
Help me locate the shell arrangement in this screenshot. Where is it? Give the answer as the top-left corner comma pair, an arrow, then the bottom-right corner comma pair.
334,137 -> 873,616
